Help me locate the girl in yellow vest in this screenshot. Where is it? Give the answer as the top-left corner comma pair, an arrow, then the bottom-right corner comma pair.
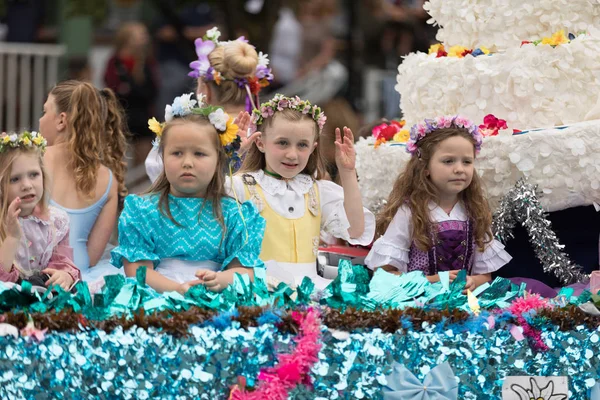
228,94 -> 375,288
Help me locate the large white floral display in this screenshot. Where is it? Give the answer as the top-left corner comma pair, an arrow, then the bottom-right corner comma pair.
357,0 -> 600,212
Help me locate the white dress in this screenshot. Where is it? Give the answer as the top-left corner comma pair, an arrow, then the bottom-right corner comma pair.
227,171 -> 375,289
365,201 -> 511,274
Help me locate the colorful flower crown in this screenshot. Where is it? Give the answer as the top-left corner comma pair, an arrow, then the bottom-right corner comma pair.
251,94 -> 327,134
148,93 -> 242,169
188,27 -> 273,96
0,131 -> 47,154
407,116 -> 482,155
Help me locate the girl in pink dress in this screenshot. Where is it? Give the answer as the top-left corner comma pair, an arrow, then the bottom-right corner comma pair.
0,131 -> 80,291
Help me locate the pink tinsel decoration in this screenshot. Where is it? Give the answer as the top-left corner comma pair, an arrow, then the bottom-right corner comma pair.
508,294 -> 552,352
229,308 -> 322,400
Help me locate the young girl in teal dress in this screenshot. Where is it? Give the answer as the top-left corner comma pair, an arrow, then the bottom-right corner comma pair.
111,94 -> 265,294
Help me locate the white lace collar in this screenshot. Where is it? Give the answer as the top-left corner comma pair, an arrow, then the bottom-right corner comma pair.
429,201 -> 467,221
19,207 -> 52,226
248,170 -> 314,196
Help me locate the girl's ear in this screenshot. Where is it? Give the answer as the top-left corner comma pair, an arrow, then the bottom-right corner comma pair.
255,132 -> 265,153
311,142 -> 318,153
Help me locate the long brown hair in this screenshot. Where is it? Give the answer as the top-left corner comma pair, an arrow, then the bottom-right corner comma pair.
238,108 -> 326,179
0,147 -> 50,242
145,115 -> 229,231
50,80 -> 129,200
375,128 -> 492,251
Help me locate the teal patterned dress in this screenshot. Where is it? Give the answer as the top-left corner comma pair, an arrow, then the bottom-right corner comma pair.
111,194 -> 265,283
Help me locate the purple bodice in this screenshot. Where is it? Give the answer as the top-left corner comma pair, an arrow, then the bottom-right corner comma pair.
407,220 -> 474,275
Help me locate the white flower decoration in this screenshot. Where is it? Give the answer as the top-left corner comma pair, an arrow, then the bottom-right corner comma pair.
206,27 -> 221,42
9,134 -> 18,143
196,92 -> 207,107
208,108 -> 228,131
164,104 -> 174,122
257,51 -> 270,68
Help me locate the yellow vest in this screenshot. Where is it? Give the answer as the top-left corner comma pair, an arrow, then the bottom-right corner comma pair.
242,174 -> 321,263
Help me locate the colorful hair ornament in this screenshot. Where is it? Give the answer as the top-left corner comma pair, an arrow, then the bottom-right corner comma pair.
251,94 -> 327,134
0,131 -> 47,154
148,93 -> 241,169
406,115 -> 482,156
188,26 -> 274,96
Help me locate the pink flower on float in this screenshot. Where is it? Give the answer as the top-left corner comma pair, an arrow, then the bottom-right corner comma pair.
479,114 -> 508,137
20,320 -> 47,342
371,123 -> 390,140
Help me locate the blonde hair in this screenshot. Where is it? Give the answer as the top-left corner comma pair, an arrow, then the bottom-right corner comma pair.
238,108 -> 326,179
50,80 -> 128,200
205,40 -> 259,105
145,115 -> 229,232
375,127 -> 492,252
0,147 -> 50,242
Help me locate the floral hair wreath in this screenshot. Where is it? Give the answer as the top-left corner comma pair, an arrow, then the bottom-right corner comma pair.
407,115 -> 483,156
188,27 -> 274,97
0,131 -> 47,154
251,94 -> 327,134
148,93 -> 242,169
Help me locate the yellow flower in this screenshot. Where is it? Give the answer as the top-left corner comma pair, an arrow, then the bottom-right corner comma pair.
2,136 -> 10,144
551,30 -> 569,45
542,30 -> 569,46
32,136 -> 45,145
148,117 -> 163,136
220,118 -> 238,146
21,138 -> 31,146
448,45 -> 468,57
393,129 -> 410,143
428,43 -> 445,55
480,46 -> 490,55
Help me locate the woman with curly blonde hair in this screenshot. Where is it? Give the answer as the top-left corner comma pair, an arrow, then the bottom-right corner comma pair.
365,116 -> 511,292
39,80 -> 128,281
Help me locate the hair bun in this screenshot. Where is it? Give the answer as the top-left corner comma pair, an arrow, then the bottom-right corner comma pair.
223,40 -> 258,78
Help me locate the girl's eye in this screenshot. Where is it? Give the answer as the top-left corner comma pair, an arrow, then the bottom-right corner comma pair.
195,152 -> 205,157
277,141 -> 288,146
10,177 -> 18,183
30,172 -> 40,178
444,160 -> 453,164
298,143 -> 308,148
464,160 -> 472,165
172,151 -> 182,156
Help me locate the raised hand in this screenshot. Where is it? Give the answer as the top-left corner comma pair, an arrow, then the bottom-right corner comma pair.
334,127 -> 356,172
234,111 -> 260,156
6,197 -> 22,240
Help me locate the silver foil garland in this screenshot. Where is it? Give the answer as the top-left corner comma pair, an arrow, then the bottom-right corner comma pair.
492,178 -> 589,285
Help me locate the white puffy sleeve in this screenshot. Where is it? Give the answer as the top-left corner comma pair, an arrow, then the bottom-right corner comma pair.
225,175 -> 249,203
145,145 -> 163,184
364,204 -> 412,272
471,238 -> 512,275
318,179 -> 375,246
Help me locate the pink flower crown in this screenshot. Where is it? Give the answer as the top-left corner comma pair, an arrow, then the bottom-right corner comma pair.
407,116 -> 483,155
188,27 -> 273,96
251,94 -> 327,134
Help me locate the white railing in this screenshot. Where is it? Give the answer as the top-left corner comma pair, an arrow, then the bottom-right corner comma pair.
0,42 -> 66,132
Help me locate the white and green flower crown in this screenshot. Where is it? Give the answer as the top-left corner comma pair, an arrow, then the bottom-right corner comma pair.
148,93 -> 242,169
0,131 -> 47,154
251,94 -> 327,134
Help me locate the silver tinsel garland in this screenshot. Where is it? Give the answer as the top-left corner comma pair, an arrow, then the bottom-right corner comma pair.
492,178 -> 589,285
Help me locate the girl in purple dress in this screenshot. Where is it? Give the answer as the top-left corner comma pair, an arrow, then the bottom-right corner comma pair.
365,116 -> 511,292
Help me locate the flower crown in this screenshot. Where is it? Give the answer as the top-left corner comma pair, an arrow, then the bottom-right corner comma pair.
406,116 -> 483,155
188,27 -> 273,95
148,93 -> 242,169
0,131 -> 47,154
251,94 -> 327,134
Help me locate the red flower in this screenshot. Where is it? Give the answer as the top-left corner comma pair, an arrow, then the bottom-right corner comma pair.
461,49 -> 473,57
479,114 -> 508,137
521,41 -> 531,47
436,49 -> 448,57
247,77 -> 262,95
